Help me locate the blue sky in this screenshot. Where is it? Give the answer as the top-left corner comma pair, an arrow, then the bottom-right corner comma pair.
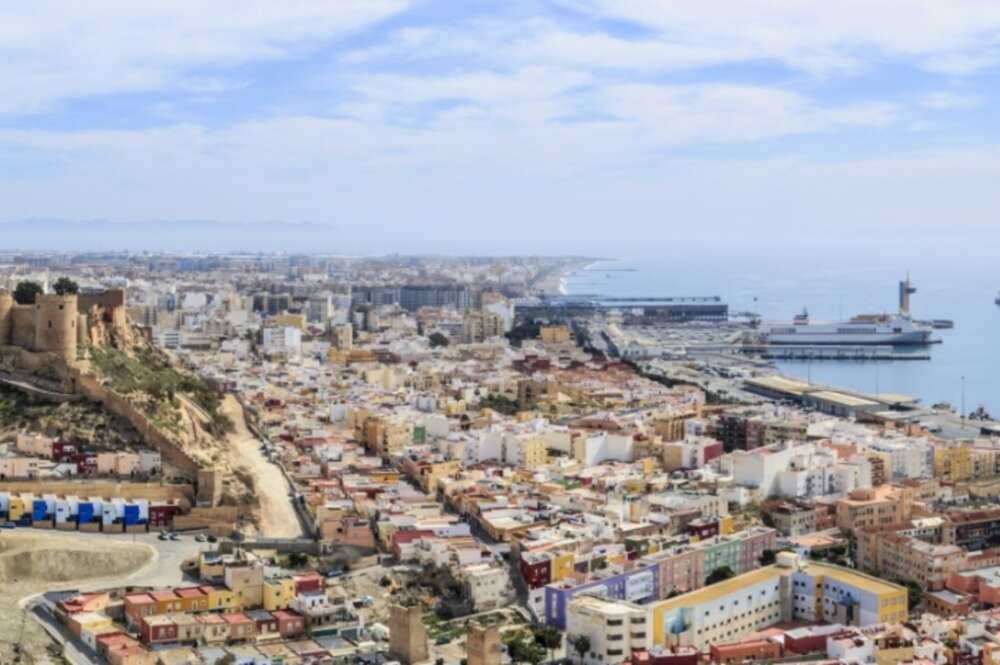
2,0 -> 1000,255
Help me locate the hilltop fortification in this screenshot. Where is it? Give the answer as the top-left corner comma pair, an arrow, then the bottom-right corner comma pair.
0,288 -> 131,363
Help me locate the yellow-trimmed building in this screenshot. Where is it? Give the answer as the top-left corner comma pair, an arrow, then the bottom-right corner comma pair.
647,553 -> 907,650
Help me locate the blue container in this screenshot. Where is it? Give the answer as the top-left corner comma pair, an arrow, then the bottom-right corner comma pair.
32,500 -> 49,522
17,515 -> 32,526
123,505 -> 140,525
78,503 -> 95,524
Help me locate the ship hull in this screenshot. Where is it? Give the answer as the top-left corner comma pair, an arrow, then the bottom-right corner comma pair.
766,330 -> 931,345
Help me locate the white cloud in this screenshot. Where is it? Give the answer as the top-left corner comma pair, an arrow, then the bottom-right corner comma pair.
599,84 -> 896,144
354,66 -> 592,107
2,115 -> 1000,255
920,91 -> 982,110
0,0 -> 410,113
561,0 -> 1000,74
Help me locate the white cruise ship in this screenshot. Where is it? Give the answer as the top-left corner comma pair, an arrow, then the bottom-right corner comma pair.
762,278 -> 933,346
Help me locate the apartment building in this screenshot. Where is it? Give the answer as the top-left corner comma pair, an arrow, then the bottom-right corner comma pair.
836,486 -> 910,534
566,595 -> 651,665
649,553 -> 907,651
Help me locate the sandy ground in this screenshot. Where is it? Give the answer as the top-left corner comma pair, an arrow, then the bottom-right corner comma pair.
0,531 -> 153,662
221,395 -> 305,538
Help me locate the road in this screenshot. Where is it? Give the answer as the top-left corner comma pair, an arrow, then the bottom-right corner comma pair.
221,395 -> 306,538
12,529 -> 207,664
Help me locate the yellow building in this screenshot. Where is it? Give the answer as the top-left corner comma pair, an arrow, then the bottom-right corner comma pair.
521,438 -> 548,469
444,400 -> 467,416
539,325 -> 572,344
719,515 -> 736,536
225,564 -> 264,610
205,586 -> 237,612
873,633 -> 915,665
551,553 -> 576,582
411,460 -> 462,493
275,313 -> 306,330
8,495 -> 27,521
934,444 -> 974,483
263,577 -> 296,612
367,470 -> 401,483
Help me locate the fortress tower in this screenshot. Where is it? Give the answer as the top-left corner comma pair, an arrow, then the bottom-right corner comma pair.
389,604 -> 428,665
33,293 -> 78,362
0,292 -> 12,346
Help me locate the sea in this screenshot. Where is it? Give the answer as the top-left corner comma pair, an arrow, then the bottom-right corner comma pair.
564,254 -> 1000,417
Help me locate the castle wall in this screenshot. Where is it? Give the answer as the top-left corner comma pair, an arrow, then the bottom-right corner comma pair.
10,305 -> 35,349
73,369 -> 201,478
34,294 -> 77,362
77,313 -> 89,347
0,346 -> 74,389
0,294 -> 12,346
79,289 -> 126,310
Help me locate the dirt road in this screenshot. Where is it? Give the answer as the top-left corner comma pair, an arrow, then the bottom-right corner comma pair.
221,395 -> 305,538
1,531 -> 153,662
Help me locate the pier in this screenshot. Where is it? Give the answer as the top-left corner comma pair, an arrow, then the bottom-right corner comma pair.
739,345 -> 930,361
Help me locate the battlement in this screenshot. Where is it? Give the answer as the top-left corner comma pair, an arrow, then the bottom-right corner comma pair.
0,288 -> 130,363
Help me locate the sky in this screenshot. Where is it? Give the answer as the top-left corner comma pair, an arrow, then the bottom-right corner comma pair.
3,1 -> 1000,255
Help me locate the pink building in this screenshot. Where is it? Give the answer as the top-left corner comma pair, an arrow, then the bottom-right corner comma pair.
648,547 -> 705,598
738,527 -> 777,574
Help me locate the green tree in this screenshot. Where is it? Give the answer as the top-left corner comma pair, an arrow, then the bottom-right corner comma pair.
895,578 -> 923,610
13,281 -> 43,305
509,639 -> 544,665
52,277 -> 79,295
760,548 -> 797,566
428,332 -> 450,348
706,566 -> 735,585
533,625 -> 562,662
569,635 -> 591,664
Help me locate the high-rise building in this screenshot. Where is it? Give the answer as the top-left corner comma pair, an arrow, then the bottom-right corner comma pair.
307,293 -> 333,324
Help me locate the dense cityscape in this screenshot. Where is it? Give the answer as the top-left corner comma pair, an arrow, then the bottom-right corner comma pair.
0,252 -> 998,665
6,2 -> 1000,665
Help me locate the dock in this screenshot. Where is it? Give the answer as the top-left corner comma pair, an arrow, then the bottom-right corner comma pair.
739,345 -> 931,361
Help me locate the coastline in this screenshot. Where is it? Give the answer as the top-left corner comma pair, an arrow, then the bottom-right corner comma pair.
535,259 -> 602,296
553,258 -> 611,295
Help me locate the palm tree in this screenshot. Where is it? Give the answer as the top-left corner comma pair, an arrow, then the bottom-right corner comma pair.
569,635 -> 591,665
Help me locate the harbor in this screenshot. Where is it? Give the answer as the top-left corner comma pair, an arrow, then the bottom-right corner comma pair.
741,344 -> 931,361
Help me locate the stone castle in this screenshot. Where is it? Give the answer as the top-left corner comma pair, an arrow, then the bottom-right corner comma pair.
0,288 -> 130,363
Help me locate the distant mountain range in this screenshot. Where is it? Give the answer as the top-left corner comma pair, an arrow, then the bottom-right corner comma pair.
1,219 -> 343,253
